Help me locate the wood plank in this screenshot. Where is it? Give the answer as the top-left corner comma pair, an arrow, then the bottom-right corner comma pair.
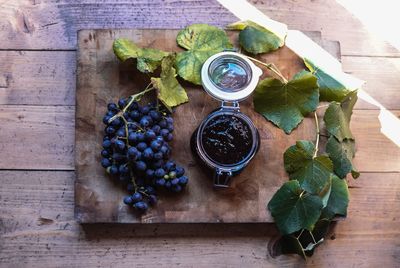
2,53 -> 400,110
0,105 -> 75,170
0,0 -> 398,57
1,171 -> 399,266
0,51 -> 76,106
252,0 -> 400,57
0,108 -> 398,172
342,56 -> 400,110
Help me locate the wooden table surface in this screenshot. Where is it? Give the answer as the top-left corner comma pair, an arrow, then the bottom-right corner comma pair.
0,1 -> 399,267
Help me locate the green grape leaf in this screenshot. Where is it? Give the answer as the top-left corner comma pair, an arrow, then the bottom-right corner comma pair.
277,218 -> 331,259
113,39 -> 169,73
175,24 -> 233,85
304,58 -> 352,102
323,90 -> 358,141
227,20 -> 286,54
279,235 -> 307,260
321,175 -> 350,219
267,180 -> 323,235
151,55 -> 189,109
283,140 -> 333,194
253,70 -> 319,134
319,176 -> 332,208
326,136 -> 360,179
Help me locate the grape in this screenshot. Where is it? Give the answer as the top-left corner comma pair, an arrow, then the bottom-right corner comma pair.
111,118 -> 122,127
140,105 -> 150,115
160,145 -> 169,155
160,129 -> 169,138
109,165 -> 119,175
159,119 -> 167,128
132,192 -> 143,202
103,115 -> 111,125
155,168 -> 166,178
130,101 -> 139,111
119,165 -> 129,175
106,126 -> 116,135
114,140 -> 126,151
143,147 -> 154,160
149,110 -> 161,121
175,166 -> 185,177
116,128 -> 126,137
145,129 -> 156,141
118,98 -> 127,109
101,158 -> 111,168
145,186 -> 156,195
153,152 -> 163,160
172,184 -> 182,192
164,161 -> 176,172
134,201 -> 148,211
100,99 -> 188,213
169,171 -> 177,179
102,140 -> 112,148
101,149 -> 110,157
130,110 -> 141,120
145,169 -> 155,179
123,196 -> 133,205
152,159 -> 164,169
178,176 -> 188,186
108,103 -> 118,112
152,125 -> 161,134
166,133 -> 173,142
148,195 -> 157,205
150,140 -> 162,152
128,132 -> 138,144
135,161 -> 147,171
140,116 -> 152,128
155,178 -> 166,186
127,147 -> 140,160
137,132 -> 146,142
137,142 -> 147,152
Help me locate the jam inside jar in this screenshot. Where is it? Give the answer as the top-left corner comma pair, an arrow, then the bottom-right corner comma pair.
192,51 -> 263,188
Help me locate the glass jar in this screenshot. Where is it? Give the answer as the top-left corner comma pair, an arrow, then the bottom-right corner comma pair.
191,52 -> 263,188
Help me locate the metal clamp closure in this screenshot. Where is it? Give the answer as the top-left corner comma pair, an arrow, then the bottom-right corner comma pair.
213,169 -> 233,188
221,101 -> 240,112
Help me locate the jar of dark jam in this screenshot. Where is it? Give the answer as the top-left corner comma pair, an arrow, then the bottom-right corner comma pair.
191,52 -> 262,188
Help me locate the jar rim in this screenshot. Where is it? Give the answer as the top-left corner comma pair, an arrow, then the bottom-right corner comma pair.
201,52 -> 262,102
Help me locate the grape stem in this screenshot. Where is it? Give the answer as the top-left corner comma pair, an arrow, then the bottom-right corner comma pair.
313,112 -> 320,158
245,55 -> 288,83
108,84 -> 155,124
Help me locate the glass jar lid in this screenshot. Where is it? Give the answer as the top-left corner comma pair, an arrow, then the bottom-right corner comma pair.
201,52 -> 262,102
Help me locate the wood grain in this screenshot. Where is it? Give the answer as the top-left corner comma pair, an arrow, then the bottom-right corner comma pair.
0,51 -> 76,106
0,0 -> 398,57
0,108 -> 398,171
1,171 -> 399,267
0,105 -> 75,170
2,52 -> 400,109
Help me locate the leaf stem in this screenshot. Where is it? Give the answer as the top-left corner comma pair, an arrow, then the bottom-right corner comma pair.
245,55 -> 288,83
313,112 -> 320,158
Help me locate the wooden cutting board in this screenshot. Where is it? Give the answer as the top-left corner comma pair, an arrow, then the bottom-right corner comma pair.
75,29 -> 340,223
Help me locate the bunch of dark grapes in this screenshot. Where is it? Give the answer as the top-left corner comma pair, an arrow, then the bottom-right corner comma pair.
100,96 -> 188,213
